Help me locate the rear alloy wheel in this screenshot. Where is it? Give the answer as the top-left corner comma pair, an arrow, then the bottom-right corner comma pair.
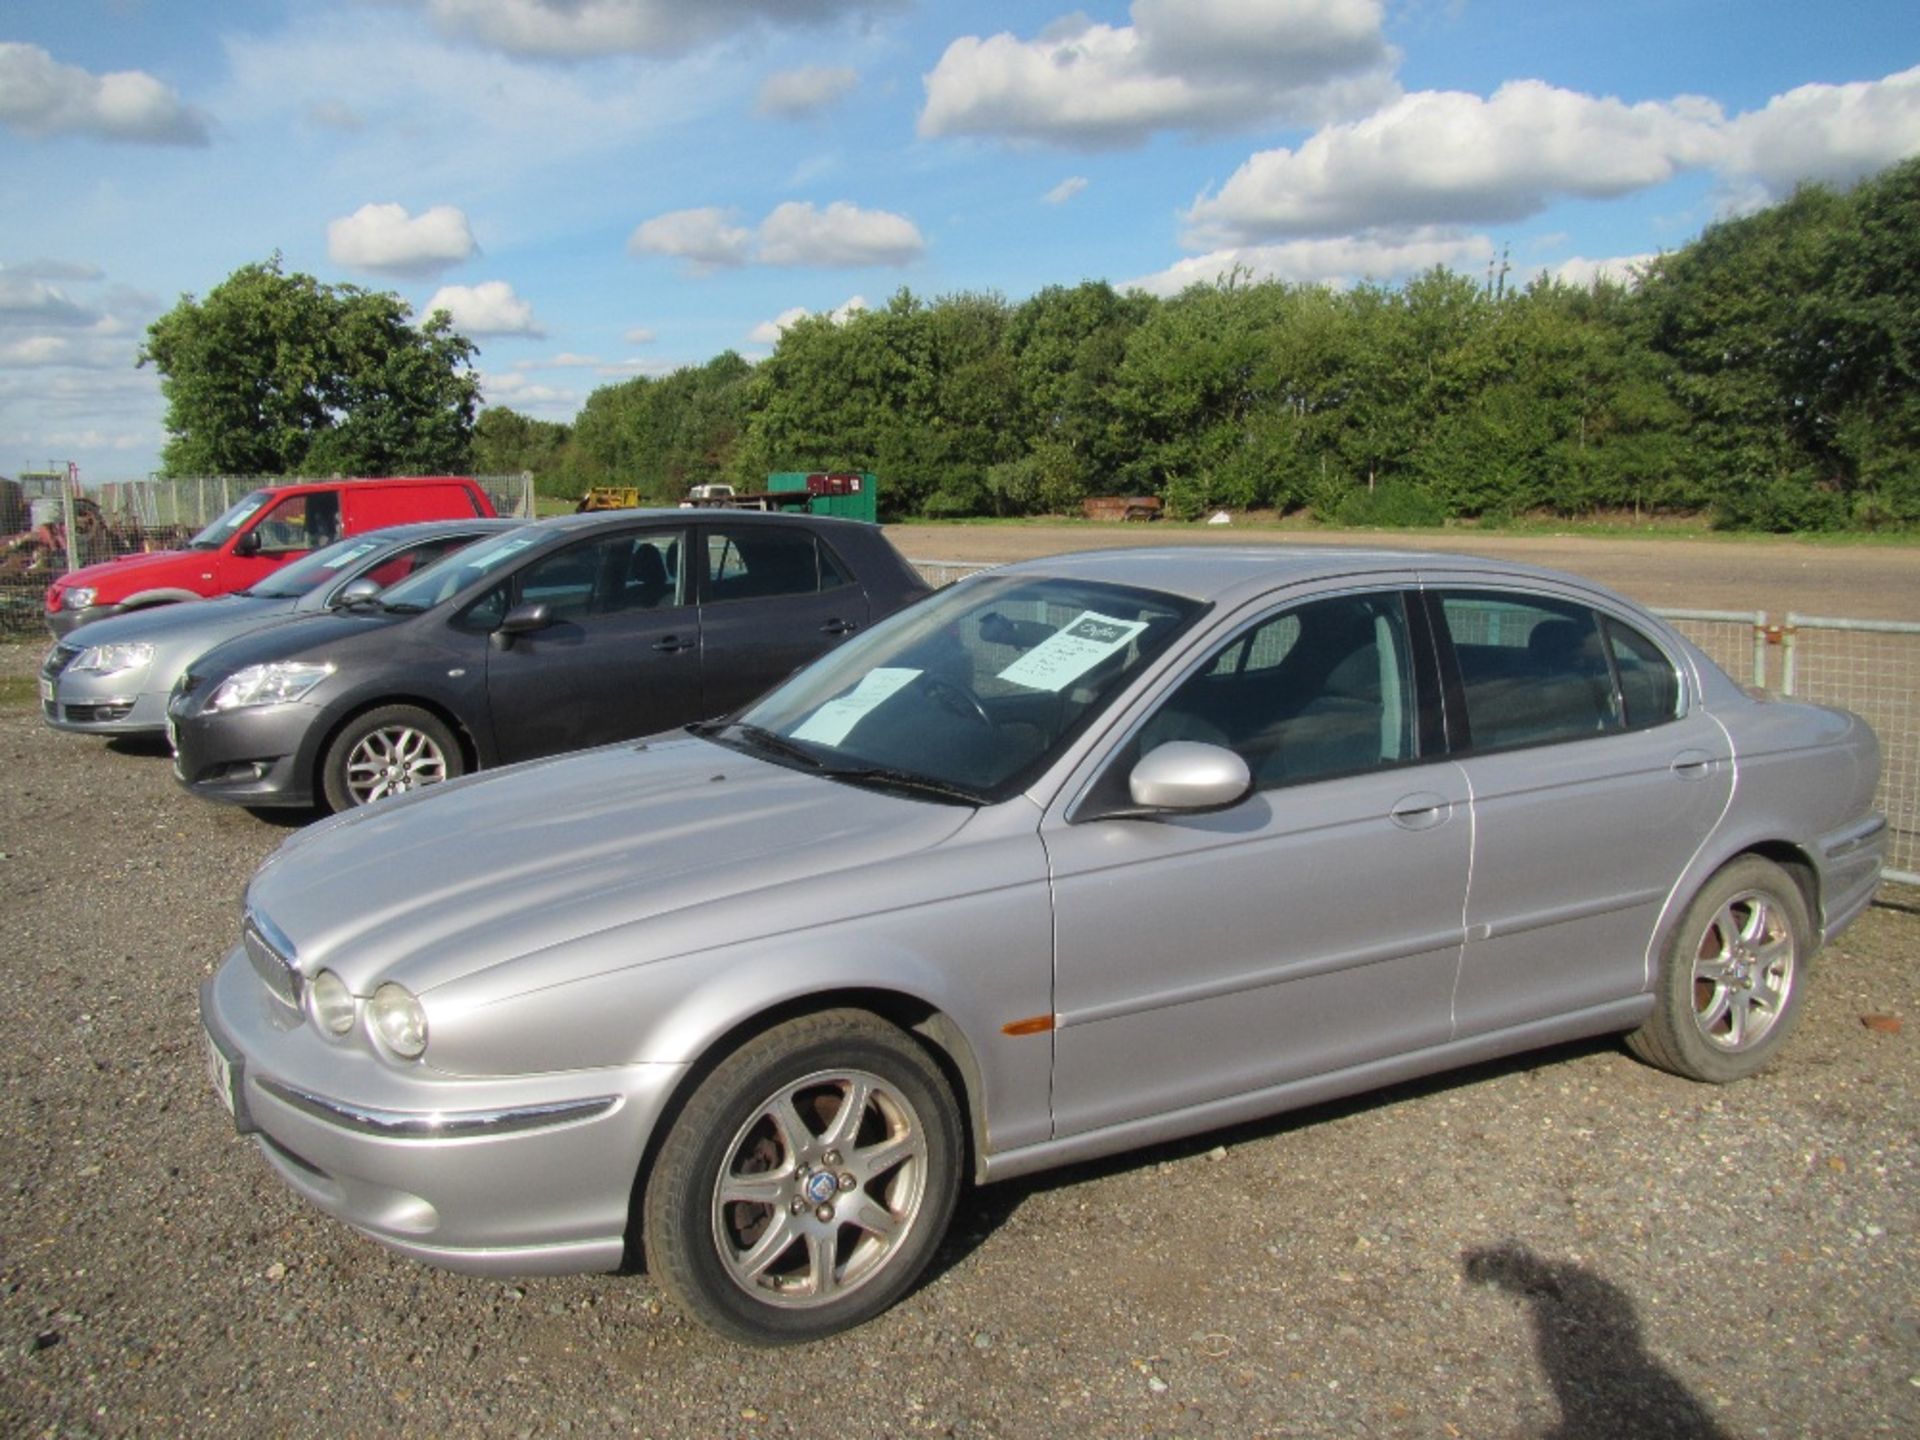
321,705 -> 462,811
1627,855 -> 1812,1083
644,1010 -> 962,1345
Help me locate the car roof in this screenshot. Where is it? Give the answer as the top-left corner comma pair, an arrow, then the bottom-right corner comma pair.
996,545 -> 1639,613
526,507 -> 874,537
357,516 -> 524,543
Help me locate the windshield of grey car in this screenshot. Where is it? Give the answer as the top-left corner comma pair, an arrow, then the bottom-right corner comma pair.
716,575 -> 1204,802
374,527 -> 544,611
245,536 -> 385,596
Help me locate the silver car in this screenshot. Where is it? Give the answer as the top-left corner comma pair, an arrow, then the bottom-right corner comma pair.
40,519 -> 517,736
199,548 -> 1885,1345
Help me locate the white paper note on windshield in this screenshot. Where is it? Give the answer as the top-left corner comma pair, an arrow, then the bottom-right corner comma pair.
791,667 -> 922,746
995,610 -> 1146,693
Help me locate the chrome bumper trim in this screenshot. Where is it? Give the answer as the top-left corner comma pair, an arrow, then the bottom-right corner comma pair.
254,1078 -> 621,1139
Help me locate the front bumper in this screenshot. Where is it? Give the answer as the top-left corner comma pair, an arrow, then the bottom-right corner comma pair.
169,692 -> 324,807
43,675 -> 170,735
200,948 -> 687,1276
46,602 -> 127,639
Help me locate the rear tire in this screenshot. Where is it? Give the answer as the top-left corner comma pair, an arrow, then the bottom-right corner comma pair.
319,704 -> 462,812
643,1010 -> 962,1346
1627,856 -> 1812,1083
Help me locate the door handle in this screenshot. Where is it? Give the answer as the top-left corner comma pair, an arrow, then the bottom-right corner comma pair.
821,619 -> 859,636
1389,792 -> 1451,831
1671,749 -> 1715,779
652,636 -> 694,654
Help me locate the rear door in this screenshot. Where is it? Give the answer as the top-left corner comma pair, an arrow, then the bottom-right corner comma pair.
480,525 -> 698,762
1430,587 -> 1734,1035
694,523 -> 871,714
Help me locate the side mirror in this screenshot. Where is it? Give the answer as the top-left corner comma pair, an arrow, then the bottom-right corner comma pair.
233,529 -> 261,558
1126,741 -> 1251,813
330,577 -> 381,609
489,601 -> 553,650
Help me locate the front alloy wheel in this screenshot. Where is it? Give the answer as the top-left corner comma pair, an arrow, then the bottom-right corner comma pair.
320,704 -> 464,812
644,1010 -> 961,1345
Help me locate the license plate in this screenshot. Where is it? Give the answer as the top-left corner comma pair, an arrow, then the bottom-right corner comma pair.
39,677 -> 54,706
166,717 -> 179,753
202,1023 -> 241,1123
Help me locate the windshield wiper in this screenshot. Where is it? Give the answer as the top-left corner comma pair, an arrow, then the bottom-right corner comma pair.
378,599 -> 428,614
812,764 -> 984,805
724,722 -> 828,769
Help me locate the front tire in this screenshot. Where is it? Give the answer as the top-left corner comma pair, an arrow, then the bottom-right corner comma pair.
1627,856 -> 1812,1083
320,704 -> 462,812
643,1010 -> 962,1346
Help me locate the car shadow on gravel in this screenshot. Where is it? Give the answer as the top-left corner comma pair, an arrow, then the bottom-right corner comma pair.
929,1033 -> 1625,1285
104,734 -> 175,758
1464,1243 -> 1732,1440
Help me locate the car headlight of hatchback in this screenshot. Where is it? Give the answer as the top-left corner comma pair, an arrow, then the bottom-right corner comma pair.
70,641 -> 154,676
62,587 -> 97,610
368,982 -> 428,1059
206,661 -> 335,712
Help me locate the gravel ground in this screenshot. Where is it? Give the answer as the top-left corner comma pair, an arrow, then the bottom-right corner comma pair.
1,615 -> 1916,1438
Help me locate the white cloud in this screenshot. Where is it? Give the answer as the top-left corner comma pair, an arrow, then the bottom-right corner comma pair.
628,208 -> 754,270
305,99 -> 365,132
1043,176 -> 1089,205
479,369 -> 579,415
623,326 -> 657,345
1184,81 -> 1726,246
425,280 -> 545,336
0,273 -> 97,327
327,203 -> 479,277
1540,254 -> 1657,289
7,259 -> 105,283
0,43 -> 209,146
0,334 -> 133,369
1719,65 -> 1920,196
758,65 -> 858,119
919,0 -> 1398,149
747,294 -> 867,344
758,202 -> 924,266
633,203 -> 923,270
415,0 -> 903,60
1126,231 -> 1495,296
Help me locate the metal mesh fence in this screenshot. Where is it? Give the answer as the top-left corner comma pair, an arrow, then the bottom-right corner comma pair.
1776,616 -> 1920,884
0,473 -> 534,634
907,558 -> 997,590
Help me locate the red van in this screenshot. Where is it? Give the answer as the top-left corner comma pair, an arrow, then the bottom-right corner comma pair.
45,476 -> 498,637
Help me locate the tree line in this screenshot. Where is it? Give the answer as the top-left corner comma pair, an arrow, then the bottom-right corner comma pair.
148,159 -> 1920,531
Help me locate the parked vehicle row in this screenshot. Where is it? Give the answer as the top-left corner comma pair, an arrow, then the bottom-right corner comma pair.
190,545 -> 1884,1345
43,509 -> 931,812
44,475 -> 496,636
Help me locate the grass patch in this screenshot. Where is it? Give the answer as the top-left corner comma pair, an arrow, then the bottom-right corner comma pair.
0,676 -> 39,711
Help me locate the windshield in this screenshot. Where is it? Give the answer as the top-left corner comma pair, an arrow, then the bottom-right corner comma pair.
717,574 -> 1205,803
244,536 -> 386,597
374,524 -> 545,612
187,490 -> 271,550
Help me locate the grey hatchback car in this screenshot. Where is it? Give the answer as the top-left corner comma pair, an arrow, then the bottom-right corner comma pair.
199,548 -> 1884,1344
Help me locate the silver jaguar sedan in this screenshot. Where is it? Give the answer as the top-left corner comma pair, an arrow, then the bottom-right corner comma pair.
200,547 -> 1885,1345
40,518 -> 516,736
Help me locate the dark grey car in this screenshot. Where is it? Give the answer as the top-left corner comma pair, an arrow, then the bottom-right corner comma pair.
167,509 -> 930,810
198,547 -> 1883,1344
39,519 -> 517,736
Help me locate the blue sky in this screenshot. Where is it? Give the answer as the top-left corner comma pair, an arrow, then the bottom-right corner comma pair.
2,0 -> 1917,482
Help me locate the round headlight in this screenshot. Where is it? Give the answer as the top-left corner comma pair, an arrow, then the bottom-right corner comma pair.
64,587 -> 98,610
368,982 -> 427,1059
306,969 -> 356,1037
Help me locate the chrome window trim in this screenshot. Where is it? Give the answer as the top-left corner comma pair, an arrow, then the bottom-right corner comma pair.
254,1078 -> 620,1138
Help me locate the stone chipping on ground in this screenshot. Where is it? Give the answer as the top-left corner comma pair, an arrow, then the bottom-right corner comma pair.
0,634 -> 1914,1439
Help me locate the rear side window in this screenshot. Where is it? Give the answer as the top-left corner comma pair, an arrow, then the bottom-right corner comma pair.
1437,592 -> 1680,751
704,527 -> 837,602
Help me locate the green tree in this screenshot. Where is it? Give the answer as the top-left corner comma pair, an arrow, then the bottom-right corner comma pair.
472,407 -> 575,496
139,255 -> 480,477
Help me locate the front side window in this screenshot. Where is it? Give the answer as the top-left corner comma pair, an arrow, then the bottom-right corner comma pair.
515,530 -> 682,620
1437,592 -> 1678,751
716,574 -> 1204,802
1137,590 -> 1418,790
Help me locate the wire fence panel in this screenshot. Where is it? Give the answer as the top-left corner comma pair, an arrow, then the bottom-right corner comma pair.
908,558 -> 998,590
1778,615 -> 1920,885
1651,609 -> 1767,690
